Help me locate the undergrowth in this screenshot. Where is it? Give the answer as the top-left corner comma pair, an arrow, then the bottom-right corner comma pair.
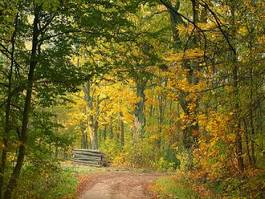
13,162 -> 78,199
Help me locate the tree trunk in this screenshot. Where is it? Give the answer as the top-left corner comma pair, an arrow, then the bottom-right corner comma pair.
168,0 -> 182,47
0,13 -> 18,199
103,125 -> 107,140
243,119 -> 252,165
4,7 -> 40,198
89,118 -> 98,150
165,0 -> 201,169
134,79 -> 146,139
250,76 -> 256,167
109,118 -> 113,139
230,3 -> 244,172
120,112 -> 125,147
81,128 -> 88,149
248,37 -> 256,167
83,82 -> 99,150
158,78 -> 167,150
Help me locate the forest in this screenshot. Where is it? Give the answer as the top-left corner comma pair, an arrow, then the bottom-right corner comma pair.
0,0 -> 265,198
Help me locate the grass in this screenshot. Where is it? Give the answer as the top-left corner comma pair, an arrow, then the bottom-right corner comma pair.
48,169 -> 78,199
152,175 -> 200,199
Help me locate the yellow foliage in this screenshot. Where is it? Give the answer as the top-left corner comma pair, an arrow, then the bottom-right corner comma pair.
178,24 -> 194,37
238,26 -> 248,36
164,48 -> 204,63
197,22 -> 216,30
258,35 -> 265,44
195,111 -> 238,179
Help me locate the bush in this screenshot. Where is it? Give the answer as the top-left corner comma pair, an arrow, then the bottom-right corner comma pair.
157,157 -> 179,172
100,138 -> 122,162
101,138 -> 181,170
112,138 -> 159,168
152,176 -> 200,199
212,170 -> 265,198
13,162 -> 77,199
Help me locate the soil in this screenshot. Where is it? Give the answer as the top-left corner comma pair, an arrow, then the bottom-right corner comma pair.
77,171 -> 163,199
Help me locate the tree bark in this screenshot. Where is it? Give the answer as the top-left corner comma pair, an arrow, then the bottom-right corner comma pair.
83,82 -> 99,150
109,118 -> 113,139
88,117 -> 98,150
230,3 -> 244,172
249,69 -> 256,167
134,78 -> 147,139
4,7 -> 40,198
81,127 -> 88,149
166,0 -> 201,169
243,119 -> 252,165
248,34 -> 256,167
0,13 -> 18,199
103,125 -> 107,140
120,112 -> 125,147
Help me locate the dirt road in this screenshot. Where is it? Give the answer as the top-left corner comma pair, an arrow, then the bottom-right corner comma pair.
77,171 -> 162,199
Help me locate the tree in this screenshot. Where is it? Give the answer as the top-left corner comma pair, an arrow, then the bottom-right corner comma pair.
0,0 -> 139,197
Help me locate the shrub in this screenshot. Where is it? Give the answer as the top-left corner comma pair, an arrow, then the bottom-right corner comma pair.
112,138 -> 159,168
100,138 -> 122,162
152,176 -> 200,199
157,157 -> 179,172
13,162 -> 77,199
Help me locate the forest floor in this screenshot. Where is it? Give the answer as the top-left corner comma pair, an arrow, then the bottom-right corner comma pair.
75,166 -> 166,199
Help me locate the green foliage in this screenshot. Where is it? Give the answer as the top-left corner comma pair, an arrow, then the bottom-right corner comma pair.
111,139 -> 159,168
13,163 -> 77,199
101,137 -> 181,171
211,171 -> 265,198
157,157 -> 179,172
152,176 -> 200,199
100,138 -> 122,162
